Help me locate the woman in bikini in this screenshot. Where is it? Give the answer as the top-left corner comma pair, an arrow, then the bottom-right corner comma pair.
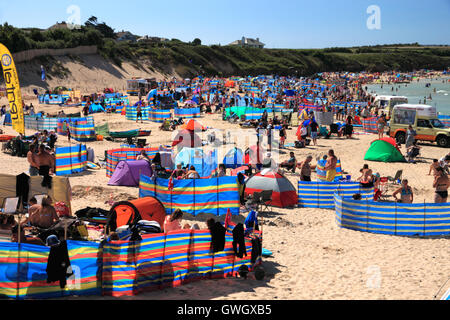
433,167 -> 450,203
392,179 -> 413,203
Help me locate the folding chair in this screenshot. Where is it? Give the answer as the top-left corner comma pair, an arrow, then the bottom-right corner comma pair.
375,177 -> 389,201
33,194 -> 47,205
387,170 -> 403,185
246,192 -> 262,212
2,197 -> 19,214
260,190 -> 273,213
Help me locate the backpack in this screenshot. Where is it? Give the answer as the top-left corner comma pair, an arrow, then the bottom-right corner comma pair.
55,202 -> 70,217
295,140 -> 305,148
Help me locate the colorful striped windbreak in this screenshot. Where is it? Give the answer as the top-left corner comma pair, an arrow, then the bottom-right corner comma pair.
438,115 -> 450,128
55,144 -> 87,176
174,107 -> 201,119
139,175 -> 240,217
0,229 -> 262,299
126,105 -> 150,121
362,117 -> 378,134
24,116 -> 58,131
102,228 -> 261,297
57,117 -> 94,136
106,147 -> 164,177
149,108 -> 172,123
316,159 -> 343,182
298,181 -> 374,209
0,240 -> 102,299
68,118 -> 96,142
334,193 -> 450,236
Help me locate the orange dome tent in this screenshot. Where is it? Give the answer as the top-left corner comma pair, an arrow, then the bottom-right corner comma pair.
107,197 -> 167,232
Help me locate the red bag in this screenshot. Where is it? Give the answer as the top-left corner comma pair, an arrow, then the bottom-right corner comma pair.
55,201 -> 70,217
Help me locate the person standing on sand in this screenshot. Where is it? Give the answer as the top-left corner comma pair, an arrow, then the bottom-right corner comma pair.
36,144 -> 56,188
433,167 -> 449,203
392,179 -> 413,203
324,149 -> 338,182
377,114 -> 386,139
27,144 -> 39,176
405,125 -> 417,149
428,159 -> 440,176
299,155 -> 313,181
136,103 -> 143,123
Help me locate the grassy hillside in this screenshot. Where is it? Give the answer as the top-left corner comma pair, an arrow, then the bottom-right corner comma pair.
125,43 -> 450,77
1,20 -> 449,79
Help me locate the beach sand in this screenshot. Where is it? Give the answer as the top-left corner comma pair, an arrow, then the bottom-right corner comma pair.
0,95 -> 448,300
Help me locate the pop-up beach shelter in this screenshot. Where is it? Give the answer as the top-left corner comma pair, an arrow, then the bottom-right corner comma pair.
174,147 -> 218,178
364,137 -> 406,162
223,147 -> 244,169
108,160 -> 153,187
172,129 -> 203,149
89,104 -> 105,114
107,197 -> 166,232
245,170 -> 297,208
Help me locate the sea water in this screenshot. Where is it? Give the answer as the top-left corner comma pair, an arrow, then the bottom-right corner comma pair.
366,77 -> 450,115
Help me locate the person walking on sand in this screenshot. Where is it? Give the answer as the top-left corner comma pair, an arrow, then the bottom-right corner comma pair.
428,159 -> 440,176
433,167 -> 449,203
324,149 -> 338,182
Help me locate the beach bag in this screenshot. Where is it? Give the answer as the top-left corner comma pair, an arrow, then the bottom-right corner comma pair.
295,140 -> 305,148
55,202 -> 70,217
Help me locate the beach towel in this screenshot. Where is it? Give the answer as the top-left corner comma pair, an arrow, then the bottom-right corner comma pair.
232,223 -> 247,258
46,240 -> 72,289
209,221 -> 226,253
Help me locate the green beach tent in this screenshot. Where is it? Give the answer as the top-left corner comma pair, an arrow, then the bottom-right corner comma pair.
364,137 -> 406,162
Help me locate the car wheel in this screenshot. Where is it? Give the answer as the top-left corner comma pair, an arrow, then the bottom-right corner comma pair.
436,135 -> 449,148
395,131 -> 406,144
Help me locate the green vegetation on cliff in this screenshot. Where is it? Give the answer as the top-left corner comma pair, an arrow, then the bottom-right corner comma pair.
1,17 -> 449,78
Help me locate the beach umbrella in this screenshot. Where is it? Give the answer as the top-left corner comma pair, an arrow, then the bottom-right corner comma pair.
181,119 -> 206,131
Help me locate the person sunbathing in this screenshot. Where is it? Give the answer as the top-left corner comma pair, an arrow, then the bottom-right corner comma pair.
29,196 -> 59,229
163,209 -> 190,233
11,225 -> 45,246
280,152 -> 297,173
185,166 -> 200,179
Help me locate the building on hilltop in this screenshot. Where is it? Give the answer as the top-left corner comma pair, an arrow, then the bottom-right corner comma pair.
137,35 -> 169,43
47,21 -> 70,30
228,37 -> 265,49
116,31 -> 138,42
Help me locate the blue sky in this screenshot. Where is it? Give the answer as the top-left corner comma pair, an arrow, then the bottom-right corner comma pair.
0,0 -> 449,48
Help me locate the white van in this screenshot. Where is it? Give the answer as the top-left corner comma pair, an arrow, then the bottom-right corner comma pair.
373,95 -> 408,119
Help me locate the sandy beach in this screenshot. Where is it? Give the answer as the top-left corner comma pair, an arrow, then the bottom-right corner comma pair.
0,93 -> 448,301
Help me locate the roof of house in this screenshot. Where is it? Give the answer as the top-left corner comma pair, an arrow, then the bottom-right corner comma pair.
48,22 -> 70,30
229,37 -> 265,47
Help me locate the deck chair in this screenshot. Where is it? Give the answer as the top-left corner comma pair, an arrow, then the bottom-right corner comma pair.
375,177 -> 389,201
260,190 -> 273,213
246,192 -> 262,212
2,197 -> 19,214
33,194 -> 47,205
387,170 -> 403,185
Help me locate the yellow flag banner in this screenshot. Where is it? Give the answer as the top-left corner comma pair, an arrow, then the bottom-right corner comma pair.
0,43 -> 24,134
